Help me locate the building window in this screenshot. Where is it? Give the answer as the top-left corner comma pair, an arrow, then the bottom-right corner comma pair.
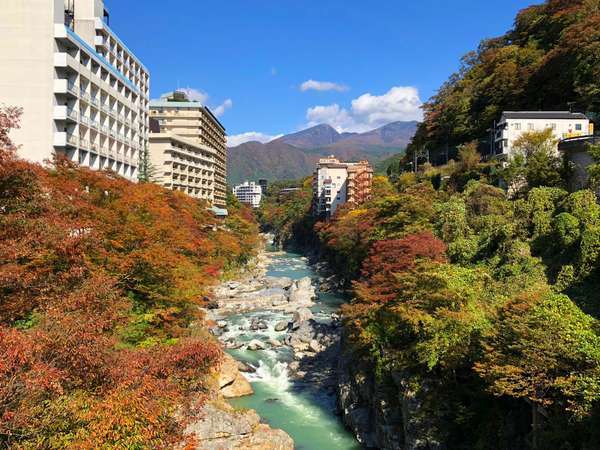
575,124 -> 582,131
527,123 -> 534,130
551,123 -> 557,130
514,123 -> 521,130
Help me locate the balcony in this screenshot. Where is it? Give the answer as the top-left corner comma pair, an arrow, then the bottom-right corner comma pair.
54,53 -> 78,72
53,132 -> 67,147
94,35 -> 108,49
67,133 -> 79,147
53,105 -> 68,121
53,79 -> 79,98
67,108 -> 78,122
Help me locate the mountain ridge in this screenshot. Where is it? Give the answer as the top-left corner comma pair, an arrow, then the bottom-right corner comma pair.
227,121 -> 417,184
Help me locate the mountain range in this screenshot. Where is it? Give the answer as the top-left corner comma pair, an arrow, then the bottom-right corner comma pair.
227,121 -> 418,184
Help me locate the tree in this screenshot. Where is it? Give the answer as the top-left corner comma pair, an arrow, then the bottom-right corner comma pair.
476,289 -> 600,448
503,129 -> 566,193
137,144 -> 157,183
586,144 -> 600,191
0,104 -> 22,153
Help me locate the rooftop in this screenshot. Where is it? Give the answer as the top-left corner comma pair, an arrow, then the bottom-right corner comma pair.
501,111 -> 589,120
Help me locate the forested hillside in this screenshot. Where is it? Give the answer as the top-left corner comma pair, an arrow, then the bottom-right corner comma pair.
407,0 -> 599,162
0,108 -> 259,448
260,141 -> 600,447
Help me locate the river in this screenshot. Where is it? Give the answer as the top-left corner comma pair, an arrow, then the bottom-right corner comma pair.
220,247 -> 362,450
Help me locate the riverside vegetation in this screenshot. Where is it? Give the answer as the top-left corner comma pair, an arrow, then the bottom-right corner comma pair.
259,137 -> 600,448
0,107 -> 266,448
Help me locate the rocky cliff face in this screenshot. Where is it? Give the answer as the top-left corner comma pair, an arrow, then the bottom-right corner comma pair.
337,340 -> 447,450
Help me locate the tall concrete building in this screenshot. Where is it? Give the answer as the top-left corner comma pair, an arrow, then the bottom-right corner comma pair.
312,157 -> 373,218
0,0 -> 150,182
233,181 -> 262,208
149,92 -> 227,207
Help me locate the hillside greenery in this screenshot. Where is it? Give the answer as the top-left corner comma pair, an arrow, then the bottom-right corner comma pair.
0,108 -> 259,448
259,139 -> 600,447
406,0 -> 600,164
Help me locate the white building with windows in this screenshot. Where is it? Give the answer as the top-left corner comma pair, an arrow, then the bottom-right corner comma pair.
233,181 -> 262,208
494,111 -> 591,157
0,0 -> 150,182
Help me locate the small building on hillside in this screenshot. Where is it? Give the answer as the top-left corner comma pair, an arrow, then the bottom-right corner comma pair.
493,111 -> 592,157
233,181 -> 262,208
312,156 -> 373,218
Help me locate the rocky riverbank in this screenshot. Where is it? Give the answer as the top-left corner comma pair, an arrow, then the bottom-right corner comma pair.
187,237 -> 359,449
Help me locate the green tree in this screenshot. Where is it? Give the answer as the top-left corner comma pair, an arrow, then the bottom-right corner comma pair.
137,145 -> 157,183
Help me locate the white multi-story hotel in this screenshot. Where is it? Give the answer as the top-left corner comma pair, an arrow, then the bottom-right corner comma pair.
494,111 -> 591,158
233,181 -> 262,208
149,91 -> 227,207
0,0 -> 150,182
312,157 -> 373,218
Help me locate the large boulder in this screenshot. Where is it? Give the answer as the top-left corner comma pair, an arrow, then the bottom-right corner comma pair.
247,339 -> 266,351
288,277 -> 316,305
274,320 -> 289,332
292,308 -> 313,327
263,276 -> 294,290
183,402 -> 294,449
218,354 -> 253,398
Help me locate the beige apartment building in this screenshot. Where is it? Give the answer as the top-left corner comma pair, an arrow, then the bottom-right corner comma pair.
0,0 -> 150,182
148,132 -> 216,203
149,91 -> 227,207
312,156 -> 373,218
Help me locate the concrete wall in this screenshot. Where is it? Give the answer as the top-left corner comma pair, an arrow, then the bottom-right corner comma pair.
0,0 -> 57,162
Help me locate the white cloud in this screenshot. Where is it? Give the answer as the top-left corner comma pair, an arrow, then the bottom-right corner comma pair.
300,79 -> 349,92
227,132 -> 283,147
305,86 -> 423,132
213,98 -> 233,117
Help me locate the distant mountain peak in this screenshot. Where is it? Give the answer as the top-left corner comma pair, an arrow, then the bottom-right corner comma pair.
228,121 -> 418,184
274,124 -> 342,149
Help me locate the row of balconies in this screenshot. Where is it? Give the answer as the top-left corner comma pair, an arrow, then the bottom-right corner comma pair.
55,132 -> 139,164
54,51 -> 141,105
94,19 -> 149,82
54,77 -> 141,126
53,101 -> 140,138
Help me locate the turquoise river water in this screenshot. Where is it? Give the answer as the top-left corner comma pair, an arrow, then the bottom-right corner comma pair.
226,249 -> 362,450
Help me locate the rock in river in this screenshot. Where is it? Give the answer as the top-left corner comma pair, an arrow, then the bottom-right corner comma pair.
274,320 -> 289,332
247,339 -> 266,351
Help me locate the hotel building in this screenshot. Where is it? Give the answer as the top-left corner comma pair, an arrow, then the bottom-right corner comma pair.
0,0 -> 150,182
312,157 -> 373,218
233,181 -> 263,208
149,91 -> 227,207
493,111 -> 591,158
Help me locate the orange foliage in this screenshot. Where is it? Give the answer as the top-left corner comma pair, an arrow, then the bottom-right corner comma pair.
0,112 -> 257,447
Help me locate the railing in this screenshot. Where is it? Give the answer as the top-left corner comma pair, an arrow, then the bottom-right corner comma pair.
80,116 -> 90,126
67,134 -> 79,146
67,108 -> 78,121
67,81 -> 79,96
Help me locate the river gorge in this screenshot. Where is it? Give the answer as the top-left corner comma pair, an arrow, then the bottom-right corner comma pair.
206,236 -> 362,449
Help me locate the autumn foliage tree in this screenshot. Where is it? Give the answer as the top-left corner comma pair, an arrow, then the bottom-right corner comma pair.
0,108 -> 258,448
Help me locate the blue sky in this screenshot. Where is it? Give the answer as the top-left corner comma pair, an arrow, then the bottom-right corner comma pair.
107,0 -> 535,145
